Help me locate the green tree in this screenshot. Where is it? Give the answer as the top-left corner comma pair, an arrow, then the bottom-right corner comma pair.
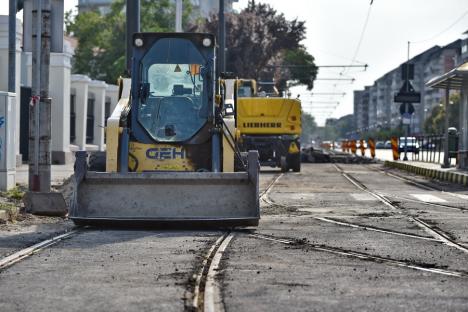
318,115 -> 355,140
280,46 -> 317,90
423,93 -> 460,134
301,111 -> 317,144
65,0 -> 193,83
193,0 -> 317,92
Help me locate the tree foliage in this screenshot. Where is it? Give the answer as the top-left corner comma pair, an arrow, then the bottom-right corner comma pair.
423,93 -> 460,134
301,112 -> 317,144
193,0 -> 317,92
317,115 -> 355,140
65,0 -> 192,83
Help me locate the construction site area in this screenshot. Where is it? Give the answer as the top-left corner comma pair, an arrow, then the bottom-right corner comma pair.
1,0 -> 468,311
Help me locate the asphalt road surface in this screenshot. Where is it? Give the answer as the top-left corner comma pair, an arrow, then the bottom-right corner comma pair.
1,163 -> 467,311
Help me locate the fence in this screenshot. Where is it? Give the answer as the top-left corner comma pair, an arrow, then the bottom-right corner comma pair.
413,134 -> 458,165
339,134 -> 459,166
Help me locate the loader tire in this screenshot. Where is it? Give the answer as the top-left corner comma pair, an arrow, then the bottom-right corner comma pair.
88,151 -> 106,172
280,156 -> 289,172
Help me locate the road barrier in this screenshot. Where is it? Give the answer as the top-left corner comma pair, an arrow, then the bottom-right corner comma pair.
342,140 -> 348,153
368,138 -> 375,159
391,137 -> 399,160
359,139 -> 365,156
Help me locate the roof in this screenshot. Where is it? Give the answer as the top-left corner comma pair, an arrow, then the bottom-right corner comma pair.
426,62 -> 468,89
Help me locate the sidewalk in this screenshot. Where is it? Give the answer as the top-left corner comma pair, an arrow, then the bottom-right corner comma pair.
384,160 -> 468,186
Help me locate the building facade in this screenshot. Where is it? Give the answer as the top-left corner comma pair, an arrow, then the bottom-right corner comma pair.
353,39 -> 462,135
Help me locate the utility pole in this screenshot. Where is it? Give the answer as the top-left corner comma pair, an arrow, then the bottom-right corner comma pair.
24,0 -> 67,216
175,0 -> 183,32
218,0 -> 226,73
8,0 -> 17,93
126,0 -> 140,75
29,0 -> 51,192
442,85 -> 450,168
403,41 -> 410,161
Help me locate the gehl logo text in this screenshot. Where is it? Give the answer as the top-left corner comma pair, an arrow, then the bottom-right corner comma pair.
243,122 -> 282,128
146,147 -> 186,160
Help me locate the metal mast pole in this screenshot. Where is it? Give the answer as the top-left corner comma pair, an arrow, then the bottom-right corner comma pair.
8,0 -> 17,93
30,0 -> 52,192
403,41 -> 410,161
126,0 -> 140,75
30,0 -> 42,191
442,85 -> 450,168
175,0 -> 182,32
218,0 -> 226,73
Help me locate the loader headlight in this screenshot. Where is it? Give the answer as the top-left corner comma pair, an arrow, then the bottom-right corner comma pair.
134,38 -> 144,47
202,37 -> 212,47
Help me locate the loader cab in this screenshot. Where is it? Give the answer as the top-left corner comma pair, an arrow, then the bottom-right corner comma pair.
130,33 -> 216,145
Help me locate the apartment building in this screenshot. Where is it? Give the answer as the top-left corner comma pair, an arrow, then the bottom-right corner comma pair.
353,39 -> 462,135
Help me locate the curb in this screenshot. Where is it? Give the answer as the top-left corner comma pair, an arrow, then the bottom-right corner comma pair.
384,161 -> 468,186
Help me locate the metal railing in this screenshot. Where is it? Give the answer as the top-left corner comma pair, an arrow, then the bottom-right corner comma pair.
412,134 -> 458,165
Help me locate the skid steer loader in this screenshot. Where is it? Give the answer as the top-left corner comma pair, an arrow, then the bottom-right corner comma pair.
69,32 -> 260,227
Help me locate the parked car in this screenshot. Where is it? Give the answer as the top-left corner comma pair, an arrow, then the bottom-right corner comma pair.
375,141 -> 385,149
398,137 -> 420,154
384,140 -> 392,149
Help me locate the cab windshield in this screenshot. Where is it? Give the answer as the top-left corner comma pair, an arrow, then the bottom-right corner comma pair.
138,38 -> 209,142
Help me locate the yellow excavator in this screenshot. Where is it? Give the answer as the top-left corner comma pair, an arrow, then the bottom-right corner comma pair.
227,79 -> 302,172
69,32 -> 260,227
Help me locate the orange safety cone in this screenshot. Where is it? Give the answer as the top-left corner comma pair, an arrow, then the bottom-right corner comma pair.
391,137 -> 399,160
368,138 -> 376,159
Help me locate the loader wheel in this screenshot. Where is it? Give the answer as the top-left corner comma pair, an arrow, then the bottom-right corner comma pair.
290,154 -> 301,172
88,151 -> 106,172
280,156 -> 288,172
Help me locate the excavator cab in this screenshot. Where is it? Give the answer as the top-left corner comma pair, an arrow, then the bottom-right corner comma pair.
69,33 -> 260,227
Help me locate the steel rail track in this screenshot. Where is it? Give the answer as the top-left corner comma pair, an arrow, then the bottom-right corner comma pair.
259,173 -> 283,205
333,164 -> 468,255
376,192 -> 468,212
189,173 -> 287,311
365,165 -> 468,211
0,229 -> 80,271
377,165 -> 468,199
258,167 -> 447,243
247,232 -> 467,278
313,216 -> 439,242
189,232 -> 234,312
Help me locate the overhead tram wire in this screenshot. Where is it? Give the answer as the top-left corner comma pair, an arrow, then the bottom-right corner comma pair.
327,0 -> 374,119
341,1 -> 374,76
411,9 -> 468,44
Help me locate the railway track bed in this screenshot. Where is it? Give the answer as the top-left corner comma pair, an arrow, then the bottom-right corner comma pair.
1,164 -> 468,311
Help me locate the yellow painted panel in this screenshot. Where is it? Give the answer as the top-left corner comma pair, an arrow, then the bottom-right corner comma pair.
129,142 -> 195,172
106,78 -> 131,172
222,135 -> 235,173
237,98 -> 302,135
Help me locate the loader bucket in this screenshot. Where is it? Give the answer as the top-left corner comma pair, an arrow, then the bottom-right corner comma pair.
69,152 -> 260,227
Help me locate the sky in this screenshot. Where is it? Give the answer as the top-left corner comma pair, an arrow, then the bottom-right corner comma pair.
233,0 -> 468,125
2,0 -> 468,126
